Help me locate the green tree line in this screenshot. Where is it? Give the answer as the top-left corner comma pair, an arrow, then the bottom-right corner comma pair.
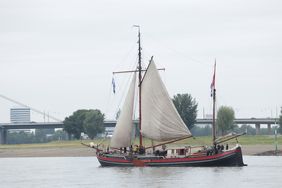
7,129 -> 68,144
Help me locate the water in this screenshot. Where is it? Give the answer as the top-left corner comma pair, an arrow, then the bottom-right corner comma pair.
0,156 -> 281,188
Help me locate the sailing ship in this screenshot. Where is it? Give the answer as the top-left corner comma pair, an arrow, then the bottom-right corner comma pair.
95,27 -> 246,167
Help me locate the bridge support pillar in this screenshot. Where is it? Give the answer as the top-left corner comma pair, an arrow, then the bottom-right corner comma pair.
255,123 -> 260,135
0,128 -> 7,144
267,124 -> 271,135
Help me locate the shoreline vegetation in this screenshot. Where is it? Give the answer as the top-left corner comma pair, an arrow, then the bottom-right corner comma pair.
0,136 -> 281,158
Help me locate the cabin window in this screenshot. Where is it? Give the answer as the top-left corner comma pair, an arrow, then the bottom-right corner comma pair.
178,149 -> 185,155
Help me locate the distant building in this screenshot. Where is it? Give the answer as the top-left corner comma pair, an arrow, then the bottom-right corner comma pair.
10,108 -> 31,123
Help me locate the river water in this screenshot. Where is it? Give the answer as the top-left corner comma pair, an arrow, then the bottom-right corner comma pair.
0,156 -> 281,188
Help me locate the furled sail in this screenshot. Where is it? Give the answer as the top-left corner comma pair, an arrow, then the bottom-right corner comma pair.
110,73 -> 136,148
141,60 -> 192,141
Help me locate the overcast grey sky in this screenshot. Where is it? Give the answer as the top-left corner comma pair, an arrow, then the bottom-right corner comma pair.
0,0 -> 281,122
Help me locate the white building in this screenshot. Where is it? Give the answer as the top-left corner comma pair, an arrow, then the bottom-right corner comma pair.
10,108 -> 31,123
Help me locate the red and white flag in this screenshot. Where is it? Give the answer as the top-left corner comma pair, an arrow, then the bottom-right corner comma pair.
210,60 -> 216,97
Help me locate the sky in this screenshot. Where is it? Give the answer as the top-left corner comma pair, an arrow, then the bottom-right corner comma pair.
0,0 -> 281,122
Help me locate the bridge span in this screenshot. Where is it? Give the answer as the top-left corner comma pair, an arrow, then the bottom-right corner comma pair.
0,122 -> 64,144
0,118 -> 279,144
197,118 -> 279,135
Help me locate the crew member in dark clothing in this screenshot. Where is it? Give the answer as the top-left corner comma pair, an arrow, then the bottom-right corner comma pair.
207,148 -> 212,156
139,146 -> 145,154
220,145 -> 224,151
214,145 -> 218,154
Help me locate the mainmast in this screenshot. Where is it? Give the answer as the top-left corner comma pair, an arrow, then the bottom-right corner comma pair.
134,25 -> 143,147
211,60 -> 216,145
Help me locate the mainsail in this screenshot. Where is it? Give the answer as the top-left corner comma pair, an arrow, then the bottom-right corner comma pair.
141,60 -> 192,141
110,73 -> 136,148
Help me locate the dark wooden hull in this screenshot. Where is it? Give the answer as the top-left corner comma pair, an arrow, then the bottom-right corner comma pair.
97,146 -> 246,167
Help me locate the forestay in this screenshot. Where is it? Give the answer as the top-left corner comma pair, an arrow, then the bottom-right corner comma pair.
141,60 -> 192,141
110,73 -> 136,148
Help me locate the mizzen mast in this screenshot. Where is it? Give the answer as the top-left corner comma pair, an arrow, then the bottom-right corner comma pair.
211,60 -> 217,145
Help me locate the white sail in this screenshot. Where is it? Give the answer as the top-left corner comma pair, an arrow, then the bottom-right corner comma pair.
141,60 -> 192,141
110,73 -> 136,148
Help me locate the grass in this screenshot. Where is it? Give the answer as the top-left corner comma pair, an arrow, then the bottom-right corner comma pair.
234,135 -> 282,145
0,135 -> 281,149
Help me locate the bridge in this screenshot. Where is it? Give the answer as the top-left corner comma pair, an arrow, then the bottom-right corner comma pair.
0,122 -> 64,144
197,118 -> 279,135
0,118 -> 279,144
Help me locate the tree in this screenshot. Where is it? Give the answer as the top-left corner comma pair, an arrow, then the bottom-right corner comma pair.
216,106 -> 235,136
172,93 -> 198,130
51,130 -> 68,140
7,131 -> 35,144
63,109 -> 105,140
191,125 -> 211,136
63,109 -> 89,139
83,109 -> 105,139
237,124 -> 256,135
34,129 -> 48,143
279,107 -> 282,134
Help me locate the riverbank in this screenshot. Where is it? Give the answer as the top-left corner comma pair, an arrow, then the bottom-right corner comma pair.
0,144 -> 281,157
0,147 -> 95,158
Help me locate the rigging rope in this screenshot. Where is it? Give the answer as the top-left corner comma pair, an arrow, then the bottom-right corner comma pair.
0,94 -> 62,122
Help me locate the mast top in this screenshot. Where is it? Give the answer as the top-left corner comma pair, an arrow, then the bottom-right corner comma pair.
133,25 -> 140,40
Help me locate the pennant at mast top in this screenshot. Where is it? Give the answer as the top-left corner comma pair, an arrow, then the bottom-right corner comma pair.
210,60 -> 216,97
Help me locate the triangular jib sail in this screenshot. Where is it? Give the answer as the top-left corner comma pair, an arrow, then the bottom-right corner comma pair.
110,73 -> 136,148
140,60 -> 192,141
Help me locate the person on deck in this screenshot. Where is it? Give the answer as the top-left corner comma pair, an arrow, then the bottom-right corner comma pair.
130,145 -> 133,153
133,145 -> 138,154
214,145 -> 218,154
139,146 -> 145,154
